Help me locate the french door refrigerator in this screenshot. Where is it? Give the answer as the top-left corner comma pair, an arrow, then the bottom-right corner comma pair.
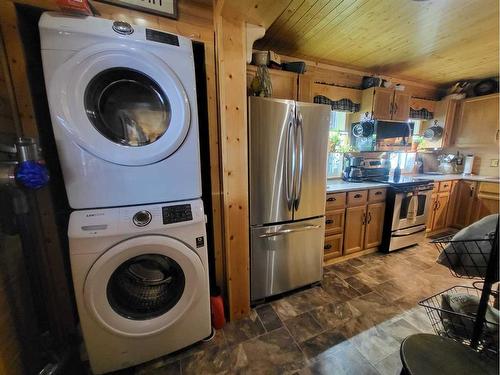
249,96 -> 331,301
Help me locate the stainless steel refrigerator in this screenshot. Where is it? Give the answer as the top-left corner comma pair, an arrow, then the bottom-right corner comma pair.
249,96 -> 331,301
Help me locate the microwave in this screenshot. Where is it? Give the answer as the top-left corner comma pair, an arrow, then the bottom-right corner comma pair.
350,120 -> 414,152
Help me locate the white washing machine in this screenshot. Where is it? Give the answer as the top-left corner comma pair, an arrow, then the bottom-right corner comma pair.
68,199 -> 211,374
39,13 -> 202,209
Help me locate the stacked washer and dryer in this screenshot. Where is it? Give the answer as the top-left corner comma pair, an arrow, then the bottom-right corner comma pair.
39,13 -> 211,374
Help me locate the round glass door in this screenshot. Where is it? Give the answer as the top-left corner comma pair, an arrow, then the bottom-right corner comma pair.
84,68 -> 171,147
107,254 -> 185,320
84,235 -> 205,337
48,44 -> 191,166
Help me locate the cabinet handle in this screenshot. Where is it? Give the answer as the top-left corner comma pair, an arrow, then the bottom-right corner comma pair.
362,213 -> 366,225
354,193 -> 362,198
496,129 -> 499,141
375,191 -> 382,195
367,212 -> 372,224
324,244 -> 332,250
394,102 -> 398,114
327,197 -> 336,202
325,219 -> 334,224
436,201 -> 441,210
389,102 -> 393,114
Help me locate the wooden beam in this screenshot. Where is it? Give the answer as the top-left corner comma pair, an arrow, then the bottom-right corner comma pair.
214,12 -> 250,320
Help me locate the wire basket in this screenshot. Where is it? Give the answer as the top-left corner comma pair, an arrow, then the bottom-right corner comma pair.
419,285 -> 499,355
431,235 -> 497,279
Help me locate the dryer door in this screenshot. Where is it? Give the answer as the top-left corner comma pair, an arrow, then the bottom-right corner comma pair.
48,43 -> 191,166
83,235 -> 206,337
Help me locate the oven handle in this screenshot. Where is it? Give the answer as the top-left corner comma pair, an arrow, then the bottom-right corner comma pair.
392,225 -> 426,237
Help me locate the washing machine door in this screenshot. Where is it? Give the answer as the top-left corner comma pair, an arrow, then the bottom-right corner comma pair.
83,235 -> 206,337
48,43 -> 190,166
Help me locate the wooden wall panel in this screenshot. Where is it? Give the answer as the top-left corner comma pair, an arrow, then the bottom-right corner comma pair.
214,13 -> 250,319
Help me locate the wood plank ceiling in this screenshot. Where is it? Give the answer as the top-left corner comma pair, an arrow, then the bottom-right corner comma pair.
255,0 -> 499,85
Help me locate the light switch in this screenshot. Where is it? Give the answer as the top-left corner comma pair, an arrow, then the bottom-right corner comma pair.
490,159 -> 499,167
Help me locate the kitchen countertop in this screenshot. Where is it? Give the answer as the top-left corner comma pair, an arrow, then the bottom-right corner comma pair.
414,174 -> 500,183
326,180 -> 390,193
326,174 -> 499,193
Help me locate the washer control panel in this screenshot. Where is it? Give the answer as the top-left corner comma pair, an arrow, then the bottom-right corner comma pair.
132,210 -> 152,227
146,28 -> 179,46
162,204 -> 192,224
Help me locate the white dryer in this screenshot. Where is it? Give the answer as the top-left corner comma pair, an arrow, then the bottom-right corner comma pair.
39,13 -> 202,209
68,199 -> 211,374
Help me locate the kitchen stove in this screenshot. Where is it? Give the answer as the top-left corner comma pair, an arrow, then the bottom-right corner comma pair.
370,175 -> 434,252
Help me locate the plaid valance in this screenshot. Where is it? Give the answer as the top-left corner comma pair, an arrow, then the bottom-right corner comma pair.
314,95 -> 360,113
409,107 -> 434,120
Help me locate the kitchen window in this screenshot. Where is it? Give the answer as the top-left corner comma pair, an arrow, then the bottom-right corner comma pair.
326,111 -> 350,178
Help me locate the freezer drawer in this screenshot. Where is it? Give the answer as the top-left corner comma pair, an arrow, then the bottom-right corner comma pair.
250,217 -> 324,301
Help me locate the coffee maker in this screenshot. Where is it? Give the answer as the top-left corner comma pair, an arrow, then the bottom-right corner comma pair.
343,155 -> 389,182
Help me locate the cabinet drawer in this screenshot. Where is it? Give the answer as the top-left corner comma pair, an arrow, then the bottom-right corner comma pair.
478,182 -> 500,195
325,209 -> 345,235
324,234 -> 343,260
347,190 -> 368,206
368,188 -> 387,202
326,192 -> 346,209
432,182 -> 439,193
439,180 -> 452,192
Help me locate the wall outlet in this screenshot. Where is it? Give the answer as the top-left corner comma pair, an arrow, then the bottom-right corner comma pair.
490,159 -> 499,167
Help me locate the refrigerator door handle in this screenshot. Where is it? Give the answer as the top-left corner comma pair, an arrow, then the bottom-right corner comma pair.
258,224 -> 321,238
294,111 -> 304,210
285,114 -> 295,210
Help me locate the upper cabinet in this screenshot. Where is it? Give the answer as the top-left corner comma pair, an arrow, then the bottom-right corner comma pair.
453,93 -> 499,148
360,87 -> 410,121
246,65 -> 298,100
420,97 -> 458,149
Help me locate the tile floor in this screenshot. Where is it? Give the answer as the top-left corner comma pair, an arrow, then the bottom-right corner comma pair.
99,240 -> 475,375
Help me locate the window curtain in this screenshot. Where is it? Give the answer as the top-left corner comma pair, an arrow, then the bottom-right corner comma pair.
409,107 -> 434,120
314,95 -> 360,112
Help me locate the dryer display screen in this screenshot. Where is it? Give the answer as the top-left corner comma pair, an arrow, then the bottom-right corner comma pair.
162,204 -> 192,224
146,29 -> 179,46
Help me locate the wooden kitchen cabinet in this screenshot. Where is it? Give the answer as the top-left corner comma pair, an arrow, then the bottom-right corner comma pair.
392,91 -> 411,121
426,181 -> 452,232
324,234 -> 343,261
409,98 -> 437,117
364,202 -> 386,249
344,205 -> 366,255
360,87 -> 410,121
453,93 -> 499,148
247,65 -> 298,100
472,182 -> 500,222
420,98 -> 458,149
450,180 -> 477,228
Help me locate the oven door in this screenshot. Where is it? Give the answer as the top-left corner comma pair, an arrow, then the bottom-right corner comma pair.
391,188 -> 433,230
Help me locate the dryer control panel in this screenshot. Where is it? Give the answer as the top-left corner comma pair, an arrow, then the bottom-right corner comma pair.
162,204 -> 193,224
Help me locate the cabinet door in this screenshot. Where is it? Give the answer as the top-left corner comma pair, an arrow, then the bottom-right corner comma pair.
246,65 -> 298,100
454,93 -> 499,147
372,88 -> 394,120
472,182 -> 500,222
298,73 -> 313,102
426,193 -> 437,232
344,205 -> 366,254
446,180 -> 459,227
452,180 -> 477,228
324,234 -> 343,261
364,202 -> 385,249
324,209 -> 345,236
432,192 -> 450,231
391,92 -> 410,121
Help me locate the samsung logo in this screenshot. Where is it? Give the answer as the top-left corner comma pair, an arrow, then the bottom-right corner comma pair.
85,213 -> 105,217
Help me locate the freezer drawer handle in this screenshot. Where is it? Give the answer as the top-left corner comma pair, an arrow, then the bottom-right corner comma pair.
258,224 -> 321,238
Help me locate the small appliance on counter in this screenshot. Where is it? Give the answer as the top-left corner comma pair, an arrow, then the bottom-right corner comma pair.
463,154 -> 475,175
342,155 -> 389,182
